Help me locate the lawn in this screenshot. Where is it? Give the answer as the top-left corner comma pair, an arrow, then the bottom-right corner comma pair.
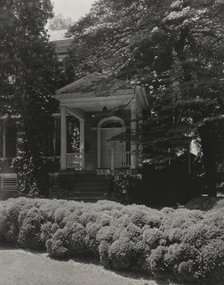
0,247 -> 168,285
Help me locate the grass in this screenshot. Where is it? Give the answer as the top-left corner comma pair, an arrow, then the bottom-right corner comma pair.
0,246 -> 166,285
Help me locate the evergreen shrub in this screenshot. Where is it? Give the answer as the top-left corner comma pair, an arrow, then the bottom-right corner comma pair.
0,197 -> 224,284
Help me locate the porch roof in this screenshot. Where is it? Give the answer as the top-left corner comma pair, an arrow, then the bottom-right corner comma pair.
56,72 -> 133,100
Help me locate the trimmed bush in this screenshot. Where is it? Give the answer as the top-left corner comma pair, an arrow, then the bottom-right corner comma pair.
18,207 -> 47,249
143,228 -> 167,250
148,245 -> 168,277
197,239 -> 224,283
1,197 -> 224,284
46,228 -> 70,257
0,207 -> 8,241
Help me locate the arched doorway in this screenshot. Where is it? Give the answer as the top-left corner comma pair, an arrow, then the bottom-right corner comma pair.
97,117 -> 128,169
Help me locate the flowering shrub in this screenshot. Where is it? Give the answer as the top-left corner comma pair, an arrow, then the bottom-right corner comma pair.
0,197 -> 224,284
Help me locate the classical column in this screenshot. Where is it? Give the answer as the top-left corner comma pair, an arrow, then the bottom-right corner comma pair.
111,147 -> 115,170
80,119 -> 85,170
138,110 -> 143,167
97,127 -> 101,168
60,107 -> 67,170
131,99 -> 137,169
2,119 -> 6,159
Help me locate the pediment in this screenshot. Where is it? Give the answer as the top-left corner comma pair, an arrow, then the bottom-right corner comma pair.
55,72 -> 133,101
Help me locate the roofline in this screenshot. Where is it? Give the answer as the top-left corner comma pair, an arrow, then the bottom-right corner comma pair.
58,94 -> 132,105
56,72 -> 108,95
55,88 -> 133,101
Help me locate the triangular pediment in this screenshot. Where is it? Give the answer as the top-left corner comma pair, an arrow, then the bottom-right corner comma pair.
56,72 -> 133,100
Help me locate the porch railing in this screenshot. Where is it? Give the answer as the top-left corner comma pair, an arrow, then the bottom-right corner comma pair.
66,153 -> 80,170
65,151 -> 131,170
111,150 -> 131,169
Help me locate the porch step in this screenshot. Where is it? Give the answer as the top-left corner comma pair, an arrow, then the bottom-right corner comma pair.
75,181 -> 111,188
71,174 -> 112,201
49,171 -> 112,201
68,197 -> 107,202
77,176 -> 111,182
77,175 -> 111,183
72,182 -> 111,194
74,187 -> 110,192
68,191 -> 108,202
69,192 -> 106,197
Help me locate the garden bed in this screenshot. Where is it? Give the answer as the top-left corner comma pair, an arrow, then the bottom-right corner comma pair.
0,197 -> 224,284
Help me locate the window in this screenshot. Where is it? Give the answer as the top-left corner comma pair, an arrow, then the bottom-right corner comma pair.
101,121 -> 124,128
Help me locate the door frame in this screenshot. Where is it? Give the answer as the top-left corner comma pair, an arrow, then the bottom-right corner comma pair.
97,116 -> 125,169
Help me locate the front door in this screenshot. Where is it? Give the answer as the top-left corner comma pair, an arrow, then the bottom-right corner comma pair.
101,127 -> 126,169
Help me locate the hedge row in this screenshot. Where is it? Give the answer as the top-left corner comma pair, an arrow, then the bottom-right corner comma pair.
0,198 -> 224,284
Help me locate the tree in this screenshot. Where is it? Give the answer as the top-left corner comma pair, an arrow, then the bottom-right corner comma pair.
48,14 -> 73,31
198,116 -> 224,196
65,0 -> 172,79
65,0 -> 224,195
0,0 -> 59,196
67,0 -> 224,77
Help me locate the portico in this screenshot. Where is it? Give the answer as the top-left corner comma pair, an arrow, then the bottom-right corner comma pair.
55,72 -> 148,172
57,97 -> 134,171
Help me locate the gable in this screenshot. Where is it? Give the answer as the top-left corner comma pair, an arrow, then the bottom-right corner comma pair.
56,72 -> 133,100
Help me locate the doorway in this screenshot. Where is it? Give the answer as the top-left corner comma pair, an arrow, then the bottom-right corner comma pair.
98,117 -> 127,169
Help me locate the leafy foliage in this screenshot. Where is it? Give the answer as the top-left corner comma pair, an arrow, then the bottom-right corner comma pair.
0,0 -> 60,196
198,117 -> 224,195
48,14 -> 73,31
111,172 -> 142,203
65,0 -> 224,186
1,197 -> 224,283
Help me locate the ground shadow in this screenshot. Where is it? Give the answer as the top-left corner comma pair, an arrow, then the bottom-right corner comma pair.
0,245 -> 194,285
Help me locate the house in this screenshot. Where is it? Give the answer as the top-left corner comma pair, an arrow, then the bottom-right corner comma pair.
55,72 -> 148,172
0,33 -> 148,199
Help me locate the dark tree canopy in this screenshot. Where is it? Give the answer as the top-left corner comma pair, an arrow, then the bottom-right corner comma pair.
66,0 -> 224,79
65,0 -> 224,163
63,0 -> 224,196
0,0 -> 59,196
0,0 -> 58,113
